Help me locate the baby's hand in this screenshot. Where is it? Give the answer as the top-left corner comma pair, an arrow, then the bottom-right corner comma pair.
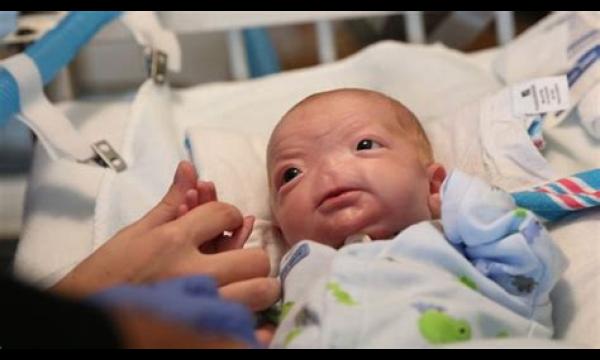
177,180 -> 255,253
175,180 -> 216,219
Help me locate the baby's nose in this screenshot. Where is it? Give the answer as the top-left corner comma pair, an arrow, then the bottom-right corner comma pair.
318,156 -> 351,181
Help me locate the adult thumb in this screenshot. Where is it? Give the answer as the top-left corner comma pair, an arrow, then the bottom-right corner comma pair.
135,161 -> 199,232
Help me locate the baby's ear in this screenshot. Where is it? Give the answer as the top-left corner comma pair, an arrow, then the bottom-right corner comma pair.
426,163 -> 446,219
427,163 -> 446,194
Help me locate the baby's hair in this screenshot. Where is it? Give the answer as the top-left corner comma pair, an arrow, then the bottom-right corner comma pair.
385,93 -> 434,165
279,88 -> 434,165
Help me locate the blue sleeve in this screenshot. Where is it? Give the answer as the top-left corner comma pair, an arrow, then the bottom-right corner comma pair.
440,171 -> 568,306
87,275 -> 259,347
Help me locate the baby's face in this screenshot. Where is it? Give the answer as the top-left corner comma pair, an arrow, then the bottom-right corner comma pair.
268,92 -> 438,248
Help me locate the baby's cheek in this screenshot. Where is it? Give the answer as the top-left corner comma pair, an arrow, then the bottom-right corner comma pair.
380,177 -> 431,220
393,189 -> 432,225
277,205 -> 308,244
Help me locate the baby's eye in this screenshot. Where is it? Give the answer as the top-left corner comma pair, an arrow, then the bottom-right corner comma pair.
282,167 -> 301,184
356,139 -> 382,151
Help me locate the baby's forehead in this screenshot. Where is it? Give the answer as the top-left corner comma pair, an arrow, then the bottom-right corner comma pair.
290,90 -> 388,116
283,91 -> 396,128
267,90 -> 415,160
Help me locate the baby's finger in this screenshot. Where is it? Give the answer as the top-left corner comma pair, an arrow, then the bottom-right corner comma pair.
219,216 -> 255,252
196,181 -> 216,205
183,248 -> 271,287
177,204 -> 189,218
185,189 -> 198,209
169,201 -> 244,248
185,189 -> 199,210
219,277 -> 280,312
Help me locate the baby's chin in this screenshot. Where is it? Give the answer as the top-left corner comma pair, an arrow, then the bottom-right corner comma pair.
283,210 -> 429,249
282,200 -> 416,249
314,207 -> 394,247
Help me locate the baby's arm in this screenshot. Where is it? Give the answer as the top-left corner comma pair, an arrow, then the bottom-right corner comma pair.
440,171 -> 567,307
176,180 -> 255,253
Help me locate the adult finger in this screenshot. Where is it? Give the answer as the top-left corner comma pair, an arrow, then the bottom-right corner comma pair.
135,161 -> 198,233
180,248 -> 270,286
167,201 -> 244,248
255,324 -> 277,348
218,216 -> 255,252
219,277 -> 280,312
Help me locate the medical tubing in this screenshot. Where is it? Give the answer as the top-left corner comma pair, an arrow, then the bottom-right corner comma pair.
0,11 -> 122,126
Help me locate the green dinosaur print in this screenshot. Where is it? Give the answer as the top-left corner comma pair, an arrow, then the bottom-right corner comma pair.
514,207 -> 528,218
284,327 -> 302,347
279,302 -> 295,322
326,282 -> 358,305
458,275 -> 478,291
418,309 -> 472,345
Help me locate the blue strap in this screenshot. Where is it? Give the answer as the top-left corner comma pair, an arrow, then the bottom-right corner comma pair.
0,11 -> 122,126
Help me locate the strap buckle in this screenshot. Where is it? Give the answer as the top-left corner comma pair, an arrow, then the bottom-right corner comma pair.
144,48 -> 168,85
86,139 -> 127,172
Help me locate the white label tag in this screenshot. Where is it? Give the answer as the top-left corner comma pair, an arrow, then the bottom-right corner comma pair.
511,76 -> 570,117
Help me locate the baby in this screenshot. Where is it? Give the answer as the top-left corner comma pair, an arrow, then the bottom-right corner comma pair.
265,88 -> 567,348
267,88 -> 444,249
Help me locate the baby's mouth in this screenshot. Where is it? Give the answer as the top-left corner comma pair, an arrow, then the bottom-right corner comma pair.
317,187 -> 362,211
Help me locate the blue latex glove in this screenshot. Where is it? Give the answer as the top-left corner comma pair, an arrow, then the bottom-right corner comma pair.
87,275 -> 258,347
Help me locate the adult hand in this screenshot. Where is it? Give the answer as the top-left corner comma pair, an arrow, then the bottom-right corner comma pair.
111,307 -> 249,349
176,176 -> 255,254
89,275 -> 259,347
51,161 -> 280,315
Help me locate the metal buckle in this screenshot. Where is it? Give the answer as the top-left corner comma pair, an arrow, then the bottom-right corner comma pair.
144,48 -> 168,85
88,140 -> 127,172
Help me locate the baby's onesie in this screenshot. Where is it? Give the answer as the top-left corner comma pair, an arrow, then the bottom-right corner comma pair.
270,170 -> 568,348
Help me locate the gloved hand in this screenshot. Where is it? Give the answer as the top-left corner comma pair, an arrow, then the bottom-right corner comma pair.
87,275 -> 258,347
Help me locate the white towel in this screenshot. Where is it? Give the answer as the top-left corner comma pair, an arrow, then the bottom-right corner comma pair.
578,81 -> 600,139
95,80 -> 184,249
